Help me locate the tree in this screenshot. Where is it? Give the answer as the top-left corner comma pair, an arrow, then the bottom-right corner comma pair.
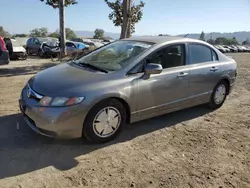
242,38 -> 250,45
12,34 -> 28,38
93,29 -> 105,39
104,0 -> 145,39
66,28 -> 77,40
30,27 -> 48,37
199,31 -> 205,41
0,26 -> 10,37
215,37 -> 239,45
207,39 -> 215,45
40,0 -> 78,57
40,0 -> 77,8
48,30 -> 60,38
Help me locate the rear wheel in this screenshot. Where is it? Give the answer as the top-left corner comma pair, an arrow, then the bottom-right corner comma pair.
209,81 -> 228,109
83,99 -> 126,143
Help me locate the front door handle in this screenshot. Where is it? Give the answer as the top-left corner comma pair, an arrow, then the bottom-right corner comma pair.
177,72 -> 189,78
210,66 -> 219,72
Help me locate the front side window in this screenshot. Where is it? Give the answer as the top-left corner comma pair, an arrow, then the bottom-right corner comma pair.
146,44 -> 185,69
73,40 -> 152,71
189,44 -> 216,64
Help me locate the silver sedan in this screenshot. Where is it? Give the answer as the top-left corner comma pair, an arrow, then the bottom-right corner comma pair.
19,36 -> 237,143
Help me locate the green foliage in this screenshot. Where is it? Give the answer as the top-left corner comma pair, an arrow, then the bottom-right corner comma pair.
0,26 -> 10,37
207,39 -> 215,45
30,27 -> 48,37
104,0 -> 145,36
242,38 -> 250,45
66,28 -> 77,40
48,31 -> 60,38
215,37 -> 239,45
93,29 -> 105,39
199,31 -> 205,41
40,0 -> 77,8
48,28 -> 76,39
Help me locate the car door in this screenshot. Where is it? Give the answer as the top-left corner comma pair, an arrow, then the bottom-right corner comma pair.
27,38 -> 33,53
132,43 -> 190,118
33,38 -> 41,54
66,42 -> 77,54
186,43 -> 222,104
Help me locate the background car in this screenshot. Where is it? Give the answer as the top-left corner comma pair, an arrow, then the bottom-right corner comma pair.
0,36 -> 10,65
9,39 -> 27,60
66,41 -> 89,55
214,45 -> 226,53
223,45 -> 237,52
236,45 -> 245,52
243,45 -> 250,52
26,37 -> 59,57
218,45 -> 230,53
71,38 -> 104,48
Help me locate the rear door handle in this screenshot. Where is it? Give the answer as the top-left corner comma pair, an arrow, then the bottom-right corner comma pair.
210,67 -> 219,72
177,72 -> 189,78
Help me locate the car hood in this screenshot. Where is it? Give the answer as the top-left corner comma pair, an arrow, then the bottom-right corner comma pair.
29,63 -> 109,97
13,46 -> 26,53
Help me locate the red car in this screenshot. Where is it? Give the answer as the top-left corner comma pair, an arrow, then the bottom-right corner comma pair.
0,36 -> 10,65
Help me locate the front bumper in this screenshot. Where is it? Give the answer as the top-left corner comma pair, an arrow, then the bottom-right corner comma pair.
19,87 -> 88,139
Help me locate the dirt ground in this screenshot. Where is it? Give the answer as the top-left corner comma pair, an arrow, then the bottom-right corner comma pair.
0,54 -> 249,188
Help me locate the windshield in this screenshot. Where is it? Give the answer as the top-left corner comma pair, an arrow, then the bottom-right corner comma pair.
11,40 -> 21,47
73,40 -> 152,71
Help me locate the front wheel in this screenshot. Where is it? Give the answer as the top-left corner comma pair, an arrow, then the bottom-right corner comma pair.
209,81 -> 228,109
38,50 -> 44,58
83,99 -> 126,143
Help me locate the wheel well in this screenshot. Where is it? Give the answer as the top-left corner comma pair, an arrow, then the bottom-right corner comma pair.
111,97 -> 131,124
221,78 -> 230,95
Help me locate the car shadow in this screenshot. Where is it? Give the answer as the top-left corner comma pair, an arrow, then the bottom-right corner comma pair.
0,105 -> 212,179
0,62 -> 57,77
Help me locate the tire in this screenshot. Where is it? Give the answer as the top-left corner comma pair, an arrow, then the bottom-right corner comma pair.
27,48 -> 31,55
209,80 -> 228,109
38,49 -> 44,58
83,99 -> 126,143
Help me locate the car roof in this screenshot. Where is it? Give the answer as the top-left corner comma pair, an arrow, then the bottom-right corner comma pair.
122,36 -> 209,45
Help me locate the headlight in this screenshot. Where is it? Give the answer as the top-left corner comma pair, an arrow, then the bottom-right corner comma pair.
40,96 -> 84,107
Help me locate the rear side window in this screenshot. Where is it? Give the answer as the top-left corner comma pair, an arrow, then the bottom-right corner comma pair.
189,44 -> 217,64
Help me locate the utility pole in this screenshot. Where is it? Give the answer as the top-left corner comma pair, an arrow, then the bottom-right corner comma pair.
59,0 -> 66,57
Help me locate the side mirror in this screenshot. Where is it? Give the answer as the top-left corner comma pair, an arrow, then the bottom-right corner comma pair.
144,63 -> 163,75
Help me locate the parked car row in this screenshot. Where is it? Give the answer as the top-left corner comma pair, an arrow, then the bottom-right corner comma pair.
25,37 -> 108,58
0,36 -> 27,65
214,45 -> 250,53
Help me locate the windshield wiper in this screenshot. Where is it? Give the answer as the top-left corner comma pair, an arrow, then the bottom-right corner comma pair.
75,62 -> 108,73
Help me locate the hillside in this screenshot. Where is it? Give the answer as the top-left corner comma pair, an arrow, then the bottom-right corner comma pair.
75,30 -> 250,42
177,31 -> 250,42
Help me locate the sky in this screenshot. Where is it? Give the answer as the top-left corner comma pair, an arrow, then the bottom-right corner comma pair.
1,0 -> 250,35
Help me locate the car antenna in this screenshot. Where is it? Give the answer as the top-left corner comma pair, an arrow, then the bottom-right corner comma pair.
184,33 -> 189,38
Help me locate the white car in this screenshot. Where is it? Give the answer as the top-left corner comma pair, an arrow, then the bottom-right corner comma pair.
10,39 -> 27,60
